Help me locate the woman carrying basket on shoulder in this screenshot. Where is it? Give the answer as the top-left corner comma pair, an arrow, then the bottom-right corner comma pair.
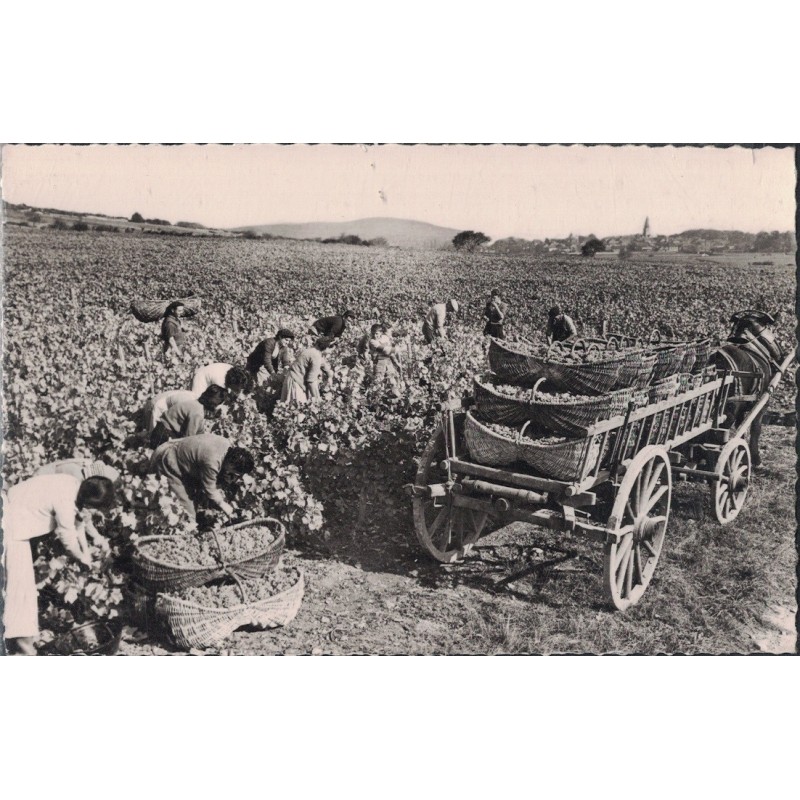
161,301 -> 188,362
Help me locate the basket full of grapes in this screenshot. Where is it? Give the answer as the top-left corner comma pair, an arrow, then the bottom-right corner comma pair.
473,374 -> 634,436
155,561 -> 304,650
132,517 -> 286,593
464,411 -> 601,482
488,337 -> 654,395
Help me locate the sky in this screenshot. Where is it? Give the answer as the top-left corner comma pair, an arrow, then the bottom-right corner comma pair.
1,144 -> 795,239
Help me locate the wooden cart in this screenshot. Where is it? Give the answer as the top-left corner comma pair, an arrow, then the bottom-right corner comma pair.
407,350 -> 795,610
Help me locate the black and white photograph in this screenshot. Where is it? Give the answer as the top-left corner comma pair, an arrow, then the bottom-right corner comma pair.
1,143 -> 796,656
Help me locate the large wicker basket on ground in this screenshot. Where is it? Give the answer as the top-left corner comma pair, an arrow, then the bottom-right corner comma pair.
473,374 -> 633,436
130,295 -> 202,323
132,518 -> 285,593
464,411 -> 599,482
156,570 -> 305,650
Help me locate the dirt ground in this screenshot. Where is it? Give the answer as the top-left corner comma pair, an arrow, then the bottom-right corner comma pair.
117,425 -> 798,656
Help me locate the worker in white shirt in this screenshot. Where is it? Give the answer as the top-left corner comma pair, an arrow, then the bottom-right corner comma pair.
422,299 -> 459,345
190,363 -> 252,398
129,386 -> 221,448
34,457 -> 121,485
32,460 -> 120,555
143,389 -> 196,432
369,324 -> 403,396
2,475 -> 116,655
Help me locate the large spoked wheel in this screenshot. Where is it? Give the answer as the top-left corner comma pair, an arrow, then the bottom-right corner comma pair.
603,446 -> 672,611
712,437 -> 751,524
412,414 -> 490,563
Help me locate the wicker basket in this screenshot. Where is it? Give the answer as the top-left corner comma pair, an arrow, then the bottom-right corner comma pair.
487,338 -> 551,385
130,296 -> 202,323
50,621 -> 123,656
615,349 -> 658,390
464,412 -> 520,466
518,434 -> 599,482
648,332 -> 713,374
156,570 -> 305,650
473,374 -> 631,436
648,374 -> 680,404
650,345 -> 685,382
548,341 -> 639,395
132,518 -> 285,593
464,412 -> 595,481
691,339 -> 713,373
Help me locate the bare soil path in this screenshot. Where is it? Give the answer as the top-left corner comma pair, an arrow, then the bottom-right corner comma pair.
119,426 -> 797,656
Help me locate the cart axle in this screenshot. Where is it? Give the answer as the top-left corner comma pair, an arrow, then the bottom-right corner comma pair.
454,477 -> 548,506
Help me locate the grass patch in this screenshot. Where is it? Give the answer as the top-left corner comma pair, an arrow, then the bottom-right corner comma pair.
453,427 -> 796,654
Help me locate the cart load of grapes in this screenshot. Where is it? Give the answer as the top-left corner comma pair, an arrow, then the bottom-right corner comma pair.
407,316 -> 795,610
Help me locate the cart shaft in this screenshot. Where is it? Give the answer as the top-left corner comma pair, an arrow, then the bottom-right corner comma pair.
449,494 -> 617,544
733,348 -> 796,437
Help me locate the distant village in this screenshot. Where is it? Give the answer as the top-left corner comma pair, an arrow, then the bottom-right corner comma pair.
491,218 -> 796,257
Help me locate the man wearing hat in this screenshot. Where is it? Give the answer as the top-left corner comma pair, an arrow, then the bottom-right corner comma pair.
246,328 -> 297,384
423,299 -> 459,345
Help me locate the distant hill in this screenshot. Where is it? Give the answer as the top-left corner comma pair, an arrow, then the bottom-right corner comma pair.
2,202 -> 235,237
235,217 -> 462,250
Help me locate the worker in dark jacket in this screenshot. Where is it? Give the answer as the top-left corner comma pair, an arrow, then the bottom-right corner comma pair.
246,329 -> 296,381
546,306 -> 578,343
148,434 -> 254,520
310,310 -> 354,339
483,289 -> 507,339
149,385 -> 227,448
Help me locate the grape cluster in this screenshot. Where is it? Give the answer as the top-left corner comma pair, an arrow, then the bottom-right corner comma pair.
481,420 -> 568,446
176,563 -> 301,609
140,526 -> 276,568
492,382 -> 597,405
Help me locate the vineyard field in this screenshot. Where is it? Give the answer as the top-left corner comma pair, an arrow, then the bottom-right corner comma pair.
2,226 -> 797,654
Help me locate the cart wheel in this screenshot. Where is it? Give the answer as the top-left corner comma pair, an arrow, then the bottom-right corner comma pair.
603,445 -> 672,611
712,437 -> 751,524
412,414 -> 489,563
